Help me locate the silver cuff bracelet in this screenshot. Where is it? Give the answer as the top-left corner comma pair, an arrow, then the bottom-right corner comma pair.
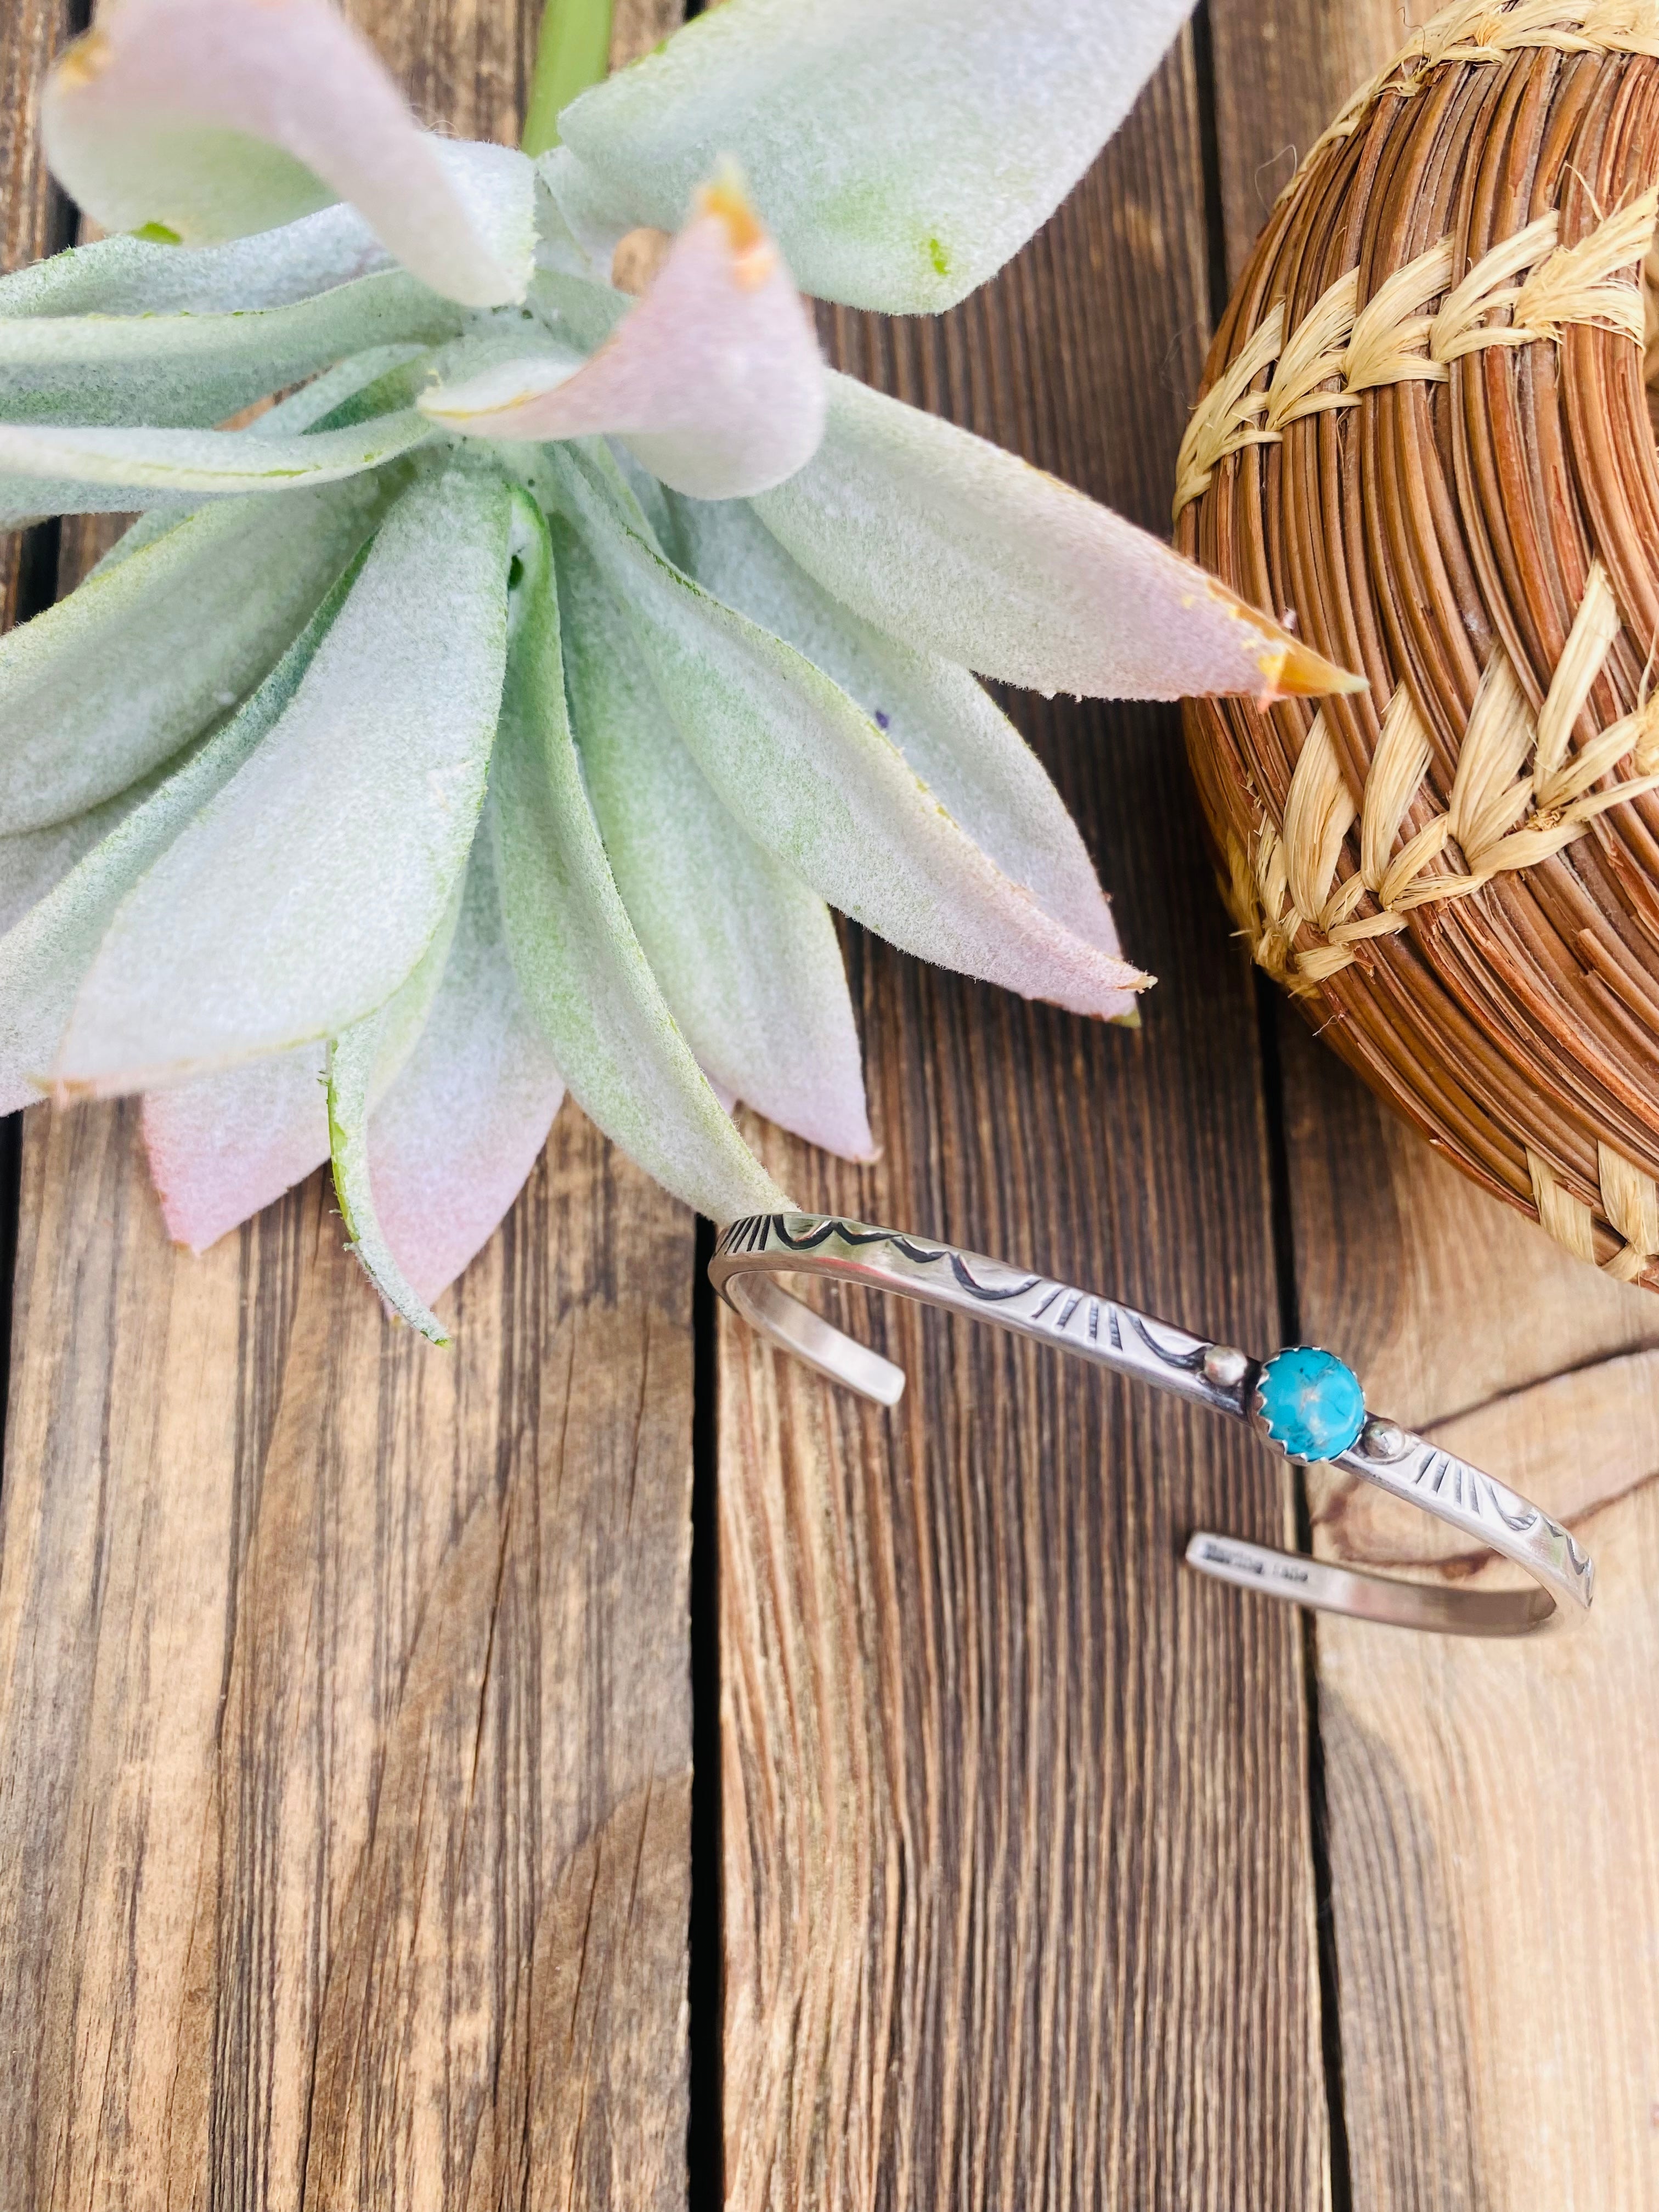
710,1213 -> 1593,1637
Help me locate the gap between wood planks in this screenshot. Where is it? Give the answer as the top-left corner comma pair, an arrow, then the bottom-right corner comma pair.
1252,976 -> 1356,2212
689,1215 -> 722,2212
0,533 -> 53,1460
0,3 -> 1329,2203
1189,6 -> 1355,2197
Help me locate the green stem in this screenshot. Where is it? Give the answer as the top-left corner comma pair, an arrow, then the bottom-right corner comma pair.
522,0 -> 615,156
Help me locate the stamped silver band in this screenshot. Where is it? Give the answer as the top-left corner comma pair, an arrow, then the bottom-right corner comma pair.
710,1213 -> 1594,1637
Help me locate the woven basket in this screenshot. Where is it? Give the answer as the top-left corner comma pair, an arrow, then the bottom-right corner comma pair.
1178,0 -> 1659,1288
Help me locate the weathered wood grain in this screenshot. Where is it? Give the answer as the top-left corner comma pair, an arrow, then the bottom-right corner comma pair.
0,5 -> 697,2208
0,1105 -> 695,2211
715,36 -> 1328,2211
0,0 -> 67,284
609,0 -> 681,72
1285,1034 -> 1659,2211
1207,2 -> 1659,2202
1204,0 -> 1430,279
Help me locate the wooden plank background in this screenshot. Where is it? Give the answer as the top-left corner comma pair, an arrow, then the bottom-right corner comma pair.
0,1 -> 1651,2208
714,36 -> 1323,2212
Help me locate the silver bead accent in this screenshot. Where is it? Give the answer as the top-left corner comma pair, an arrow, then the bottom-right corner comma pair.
1203,1344 -> 1250,1388
1360,1416 -> 1406,1461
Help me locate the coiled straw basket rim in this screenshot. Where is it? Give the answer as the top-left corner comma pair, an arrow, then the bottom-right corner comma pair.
1178,0 -> 1659,1290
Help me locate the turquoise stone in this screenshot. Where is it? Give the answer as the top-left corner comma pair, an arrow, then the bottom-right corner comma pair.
1256,1345 -> 1365,1462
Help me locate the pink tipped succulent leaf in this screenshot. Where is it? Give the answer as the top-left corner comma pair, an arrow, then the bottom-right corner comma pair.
145,832 -> 566,1291
327,879 -> 467,1342
41,0 -> 533,305
360,838 -> 567,1310
556,513 -> 875,1159
545,445 -> 1150,1019
422,174 -> 825,500
489,494 -> 791,1227
752,371 -> 1364,703
663,487 -> 1131,976
143,1045 -> 331,1253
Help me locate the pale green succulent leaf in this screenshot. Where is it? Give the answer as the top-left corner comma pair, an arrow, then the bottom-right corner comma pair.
555,0 -> 1196,313
0,765 -> 178,938
82,506 -> 200,578
328,879 -> 466,1344
534,146 -> 636,278
0,475 -> 389,833
0,201 -> 392,319
0,269 -> 460,427
0,562 -> 356,1114
491,489 -> 788,1222
327,911 -> 458,1336
0,816 -> 122,941
366,828 -> 567,1302
751,369 -> 1314,702
556,514 -> 871,1158
528,264 -> 631,353
142,833 -> 553,1262
252,343 -> 436,435
545,443 -> 1147,1017
527,167 -> 602,280
668,487 -> 1127,974
79,346 -> 432,579
53,464 -> 514,1093
44,0 -> 532,306
0,407 -> 436,526
59,122 -> 335,252
430,140 -> 539,306
0,481 -> 180,529
603,439 -> 684,558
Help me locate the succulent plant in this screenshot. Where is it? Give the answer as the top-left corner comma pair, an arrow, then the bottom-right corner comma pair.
0,0 -> 1353,1337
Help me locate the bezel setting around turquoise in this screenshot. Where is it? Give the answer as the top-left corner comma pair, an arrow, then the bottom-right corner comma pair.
1251,1344 -> 1368,1463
